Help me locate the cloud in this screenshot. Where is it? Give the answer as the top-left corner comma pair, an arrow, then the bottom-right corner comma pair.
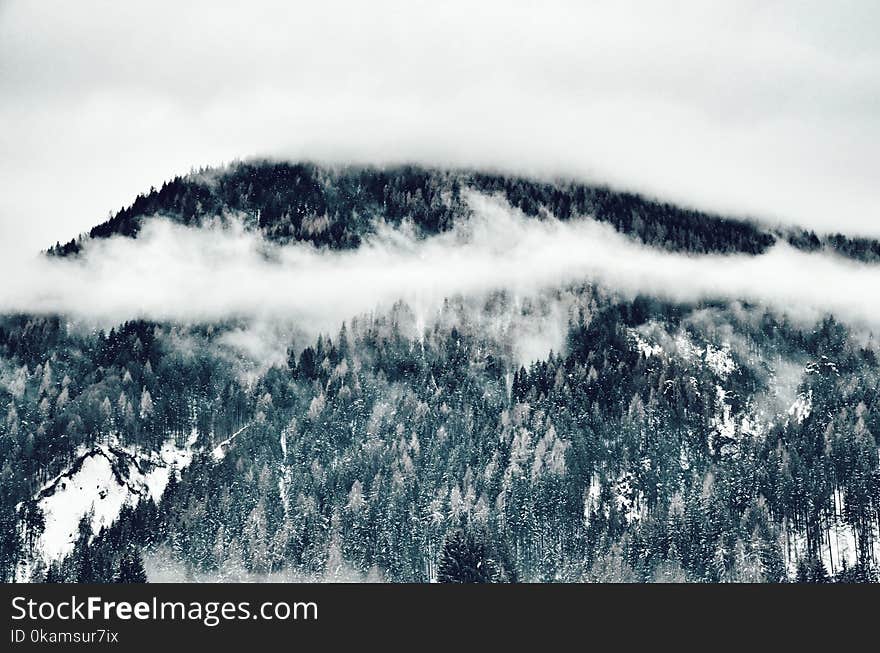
1,0 -> 878,256
2,194 -> 880,358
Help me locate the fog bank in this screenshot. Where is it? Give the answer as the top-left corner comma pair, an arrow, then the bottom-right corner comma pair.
2,193 -> 879,338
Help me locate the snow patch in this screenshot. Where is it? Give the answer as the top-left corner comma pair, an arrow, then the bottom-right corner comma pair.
787,390 -> 812,425
211,424 -> 251,461
18,432 -> 196,579
805,356 -> 839,376
583,474 -> 603,524
630,331 -> 663,358
583,472 -> 643,525
673,332 -> 700,362
704,343 -> 736,377
784,502 -> 880,579
612,471 -> 644,523
710,386 -> 767,456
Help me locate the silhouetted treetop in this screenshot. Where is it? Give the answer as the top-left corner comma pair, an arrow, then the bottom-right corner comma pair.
47,160 -> 784,258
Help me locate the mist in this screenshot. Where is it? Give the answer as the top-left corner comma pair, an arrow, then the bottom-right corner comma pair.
3,192 -> 880,330
144,546 -> 382,583
2,193 -> 880,353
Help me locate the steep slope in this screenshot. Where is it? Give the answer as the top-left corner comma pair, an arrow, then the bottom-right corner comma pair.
15,434 -> 195,581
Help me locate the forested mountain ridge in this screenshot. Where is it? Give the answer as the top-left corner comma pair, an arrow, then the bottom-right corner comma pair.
4,294 -> 879,583
3,161 -> 879,584
48,160 -> 880,262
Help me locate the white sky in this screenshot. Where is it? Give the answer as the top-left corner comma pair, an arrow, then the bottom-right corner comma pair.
1,0 -> 879,253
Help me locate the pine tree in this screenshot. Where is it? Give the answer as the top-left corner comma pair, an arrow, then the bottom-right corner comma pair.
438,528 -> 490,583
437,526 -> 513,583
116,549 -> 148,583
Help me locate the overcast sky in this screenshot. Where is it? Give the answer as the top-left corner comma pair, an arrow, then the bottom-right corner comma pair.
1,0 -> 878,253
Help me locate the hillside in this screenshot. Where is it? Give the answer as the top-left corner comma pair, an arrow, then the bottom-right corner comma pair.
2,161 -> 878,584
47,161 -> 880,264
49,161 -> 779,256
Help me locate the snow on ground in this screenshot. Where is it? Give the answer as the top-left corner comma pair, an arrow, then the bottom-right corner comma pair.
583,474 -> 603,524
712,385 -> 737,443
18,431 -> 196,578
785,506 -> 880,578
805,356 -> 839,376
36,448 -> 134,563
787,390 -> 812,425
704,343 -> 736,377
582,472 -> 644,525
628,327 -> 769,455
629,328 -> 736,380
673,332 -> 700,362
709,385 -> 773,456
595,333 -> 876,577
630,331 -> 663,358
612,471 -> 644,523
141,434 -> 196,501
708,385 -> 736,456
211,424 -> 252,461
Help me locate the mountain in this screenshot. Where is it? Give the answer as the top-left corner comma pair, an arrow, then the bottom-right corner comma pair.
47,161 -> 880,263
14,435 -> 194,582
49,161 -> 777,256
3,161 -> 879,584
